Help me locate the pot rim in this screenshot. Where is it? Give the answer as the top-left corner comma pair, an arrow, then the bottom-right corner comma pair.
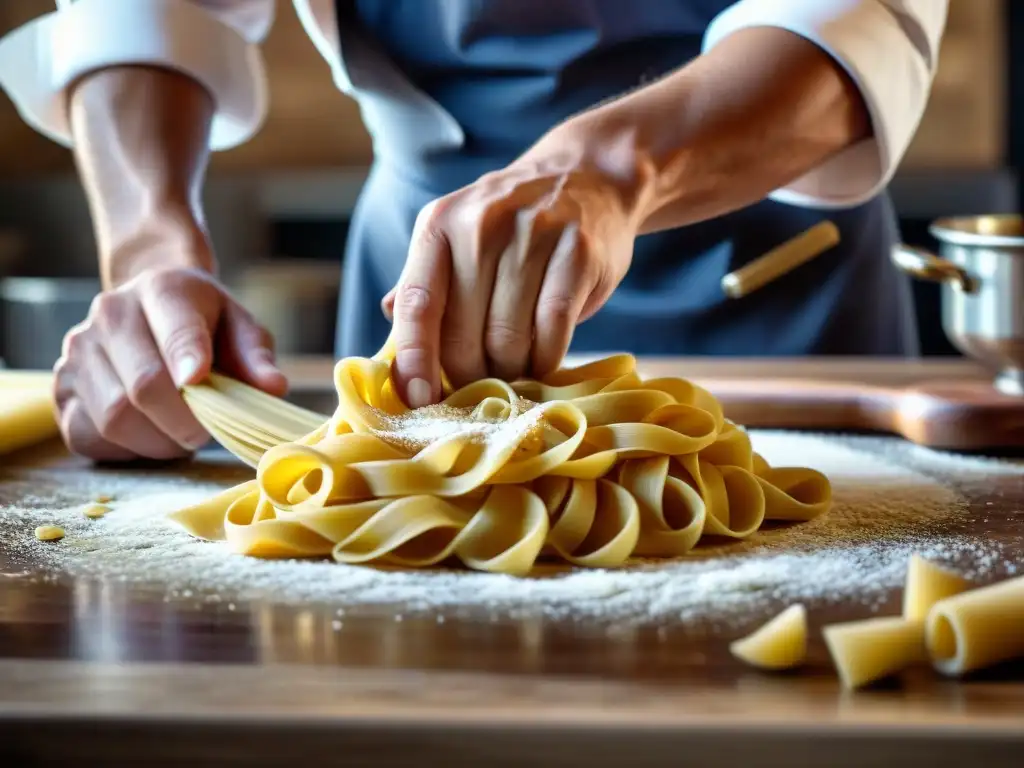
0,277 -> 100,303
930,214 -> 1024,248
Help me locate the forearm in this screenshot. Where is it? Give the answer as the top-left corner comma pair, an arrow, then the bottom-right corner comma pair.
563,27 -> 871,233
68,66 -> 216,289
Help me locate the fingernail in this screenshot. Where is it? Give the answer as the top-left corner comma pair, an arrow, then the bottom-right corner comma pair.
174,354 -> 201,388
406,377 -> 432,409
184,432 -> 210,451
252,350 -> 279,376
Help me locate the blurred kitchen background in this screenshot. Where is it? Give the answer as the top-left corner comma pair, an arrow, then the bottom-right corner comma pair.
0,0 -> 1015,368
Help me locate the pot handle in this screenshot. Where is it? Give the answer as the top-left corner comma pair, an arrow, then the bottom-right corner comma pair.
891,244 -> 976,293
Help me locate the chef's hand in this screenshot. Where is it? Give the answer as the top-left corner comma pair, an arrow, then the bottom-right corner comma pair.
383,125 -> 652,406
54,267 -> 287,461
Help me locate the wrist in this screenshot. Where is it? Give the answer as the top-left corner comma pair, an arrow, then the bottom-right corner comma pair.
531,113 -> 661,231
101,208 -> 215,289
572,73 -> 735,231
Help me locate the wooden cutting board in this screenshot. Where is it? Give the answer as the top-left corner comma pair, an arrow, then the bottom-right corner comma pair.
699,378 -> 1024,451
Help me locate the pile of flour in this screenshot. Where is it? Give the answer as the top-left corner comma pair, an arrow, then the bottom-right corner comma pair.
0,432 -> 1019,630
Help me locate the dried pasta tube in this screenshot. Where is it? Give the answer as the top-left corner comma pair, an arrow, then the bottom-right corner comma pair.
823,617 -> 925,690
729,604 -> 807,671
903,554 -> 971,622
926,575 -> 1024,676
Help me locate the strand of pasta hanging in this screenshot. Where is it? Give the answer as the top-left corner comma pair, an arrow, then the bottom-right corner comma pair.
171,346 -> 832,576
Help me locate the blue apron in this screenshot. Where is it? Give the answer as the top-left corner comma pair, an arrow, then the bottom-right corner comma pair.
335,0 -> 919,359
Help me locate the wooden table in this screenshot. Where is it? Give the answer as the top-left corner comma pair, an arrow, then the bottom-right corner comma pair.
1,357 -> 1023,767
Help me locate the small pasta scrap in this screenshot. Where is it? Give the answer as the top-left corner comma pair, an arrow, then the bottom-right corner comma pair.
926,574 -> 1024,677
823,616 -> 926,690
730,604 -> 807,671
34,525 -> 65,542
83,503 -> 110,519
173,340 -> 832,576
903,554 -> 971,622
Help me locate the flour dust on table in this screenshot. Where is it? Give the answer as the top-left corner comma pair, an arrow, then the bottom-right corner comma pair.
0,432 -> 1017,630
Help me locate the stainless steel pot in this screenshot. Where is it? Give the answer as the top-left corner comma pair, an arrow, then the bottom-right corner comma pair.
892,214 -> 1024,395
0,277 -> 99,370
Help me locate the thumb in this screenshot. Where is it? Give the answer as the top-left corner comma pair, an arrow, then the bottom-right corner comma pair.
218,302 -> 288,396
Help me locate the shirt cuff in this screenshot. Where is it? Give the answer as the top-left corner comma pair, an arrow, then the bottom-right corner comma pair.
0,0 -> 268,151
703,0 -> 941,209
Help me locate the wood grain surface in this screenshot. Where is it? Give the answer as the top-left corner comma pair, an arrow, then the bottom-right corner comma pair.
0,358 -> 1023,767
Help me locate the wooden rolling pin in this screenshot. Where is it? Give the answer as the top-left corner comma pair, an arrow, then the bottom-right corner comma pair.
0,372 -> 60,456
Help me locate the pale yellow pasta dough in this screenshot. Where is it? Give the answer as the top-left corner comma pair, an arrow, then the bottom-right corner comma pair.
34,524 -> 64,541
926,574 -> 1024,676
171,340 -> 832,576
83,504 -> 110,519
823,616 -> 926,690
0,373 -> 60,456
729,604 -> 807,670
902,553 -> 971,622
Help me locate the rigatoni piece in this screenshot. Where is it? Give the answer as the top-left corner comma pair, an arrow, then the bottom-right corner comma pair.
823,616 -> 925,689
903,554 -> 971,622
926,575 -> 1024,676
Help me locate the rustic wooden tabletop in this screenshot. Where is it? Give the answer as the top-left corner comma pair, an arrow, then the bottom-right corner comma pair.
1,357 -> 1022,767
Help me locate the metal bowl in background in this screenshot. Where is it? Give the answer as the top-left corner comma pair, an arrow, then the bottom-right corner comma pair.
0,277 -> 99,370
892,214 -> 1024,395
0,260 -> 341,371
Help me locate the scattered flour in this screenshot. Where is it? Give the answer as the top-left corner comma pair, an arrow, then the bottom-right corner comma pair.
0,431 -> 1019,630
370,397 -> 542,453
903,443 -> 1024,476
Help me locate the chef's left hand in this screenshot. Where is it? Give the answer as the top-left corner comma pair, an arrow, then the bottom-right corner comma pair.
383,125 -> 652,407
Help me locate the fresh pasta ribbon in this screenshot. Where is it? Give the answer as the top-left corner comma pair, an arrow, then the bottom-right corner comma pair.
172,345 -> 832,575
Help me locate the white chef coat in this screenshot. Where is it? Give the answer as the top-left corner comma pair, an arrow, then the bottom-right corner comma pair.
0,0 -> 947,207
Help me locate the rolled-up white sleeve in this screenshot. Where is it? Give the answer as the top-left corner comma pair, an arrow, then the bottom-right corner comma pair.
0,0 -> 273,151
704,0 -> 948,209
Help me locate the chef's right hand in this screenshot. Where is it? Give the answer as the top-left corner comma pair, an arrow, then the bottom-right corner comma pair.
54,267 -> 287,462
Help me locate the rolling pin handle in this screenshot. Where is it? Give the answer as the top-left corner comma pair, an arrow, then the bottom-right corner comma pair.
721,221 -> 840,300
891,245 -> 976,293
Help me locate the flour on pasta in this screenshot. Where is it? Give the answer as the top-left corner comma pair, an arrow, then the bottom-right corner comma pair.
0,432 -> 1016,630
370,398 -> 542,453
